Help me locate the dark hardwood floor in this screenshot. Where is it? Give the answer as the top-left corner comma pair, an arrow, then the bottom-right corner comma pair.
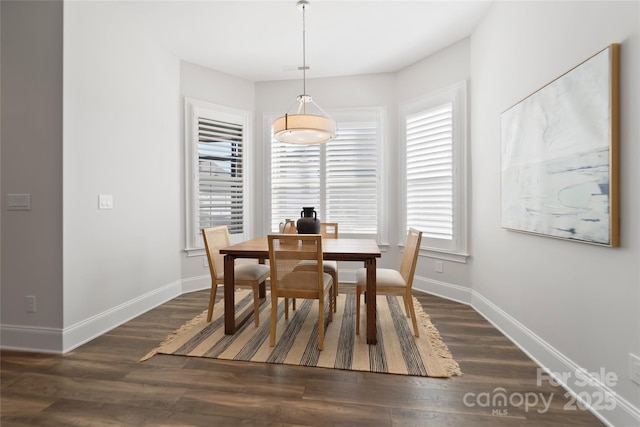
1,286 -> 604,426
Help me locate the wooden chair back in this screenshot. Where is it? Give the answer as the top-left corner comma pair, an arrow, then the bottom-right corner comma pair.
398,228 -> 423,289
202,225 -> 231,282
320,222 -> 338,239
268,234 -> 325,293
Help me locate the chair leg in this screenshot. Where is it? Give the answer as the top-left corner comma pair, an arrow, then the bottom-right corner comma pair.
331,272 -> 338,312
252,284 -> 260,327
270,294 -> 278,347
355,287 -> 362,335
406,292 -> 420,338
206,282 -> 218,322
284,297 -> 289,319
329,285 -> 334,323
402,295 -> 411,318
318,298 -> 325,351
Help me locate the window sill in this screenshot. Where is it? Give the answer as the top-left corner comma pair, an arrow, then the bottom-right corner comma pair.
419,248 -> 469,263
185,247 -> 205,257
377,242 -> 390,252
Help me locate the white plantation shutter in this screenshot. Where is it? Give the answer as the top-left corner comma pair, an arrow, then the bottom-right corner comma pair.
406,104 -> 453,240
402,80 -> 468,260
325,123 -> 377,233
271,143 -> 321,230
270,115 -> 379,234
198,117 -> 244,234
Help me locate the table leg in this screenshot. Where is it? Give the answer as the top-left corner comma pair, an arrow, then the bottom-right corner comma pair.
224,254 -> 236,334
365,258 -> 377,344
258,257 -> 267,298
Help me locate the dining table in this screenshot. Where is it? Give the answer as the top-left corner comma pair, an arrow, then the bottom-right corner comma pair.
220,237 -> 382,344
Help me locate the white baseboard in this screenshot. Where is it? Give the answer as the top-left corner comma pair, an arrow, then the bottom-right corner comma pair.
0,325 -> 63,353
413,276 -> 472,305
0,280 -> 183,354
181,274 -> 210,293
62,280 -> 182,353
471,292 -> 640,427
412,275 -> 640,427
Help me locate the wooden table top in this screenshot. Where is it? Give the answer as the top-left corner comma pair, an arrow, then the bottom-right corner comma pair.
220,237 -> 381,261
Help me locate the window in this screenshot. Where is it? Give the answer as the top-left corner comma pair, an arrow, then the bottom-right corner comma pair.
401,81 -> 468,261
185,98 -> 251,252
269,109 -> 382,236
325,122 -> 378,233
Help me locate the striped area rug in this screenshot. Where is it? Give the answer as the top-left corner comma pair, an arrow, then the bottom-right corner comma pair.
142,290 -> 461,377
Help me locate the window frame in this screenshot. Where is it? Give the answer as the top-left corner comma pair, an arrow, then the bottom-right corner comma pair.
184,97 -> 253,255
400,81 -> 469,263
264,107 -> 387,242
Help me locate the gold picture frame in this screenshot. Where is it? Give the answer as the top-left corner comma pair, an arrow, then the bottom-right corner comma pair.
501,44 -> 620,247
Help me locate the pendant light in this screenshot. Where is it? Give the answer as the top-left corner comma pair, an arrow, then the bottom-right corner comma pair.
273,0 -> 336,145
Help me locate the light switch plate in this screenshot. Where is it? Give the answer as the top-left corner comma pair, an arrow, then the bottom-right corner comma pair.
7,194 -> 31,211
98,194 -> 113,210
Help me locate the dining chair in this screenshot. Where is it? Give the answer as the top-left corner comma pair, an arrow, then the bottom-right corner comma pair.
292,222 -> 339,311
268,234 -> 334,350
320,222 -> 339,293
202,226 -> 270,326
355,228 -> 423,337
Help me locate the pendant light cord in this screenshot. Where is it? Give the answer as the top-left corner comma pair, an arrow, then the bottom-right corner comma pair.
301,2 -> 307,114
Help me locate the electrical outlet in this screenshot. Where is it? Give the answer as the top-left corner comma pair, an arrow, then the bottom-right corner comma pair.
435,261 -> 444,273
630,353 -> 640,386
25,295 -> 36,313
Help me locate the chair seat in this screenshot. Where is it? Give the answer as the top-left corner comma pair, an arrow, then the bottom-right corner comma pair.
281,271 -> 333,291
217,263 -> 270,282
293,260 -> 338,313
356,267 -> 405,288
294,260 -> 338,273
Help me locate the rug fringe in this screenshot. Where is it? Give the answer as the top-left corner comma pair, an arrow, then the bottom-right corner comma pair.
413,296 -> 462,376
139,309 -> 209,362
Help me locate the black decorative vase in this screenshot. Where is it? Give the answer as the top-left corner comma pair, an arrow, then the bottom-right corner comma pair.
297,207 -> 321,234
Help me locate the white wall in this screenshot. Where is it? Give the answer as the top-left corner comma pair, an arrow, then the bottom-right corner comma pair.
62,1 -> 182,351
396,38 -> 470,101
1,0 -> 64,351
470,1 -> 639,425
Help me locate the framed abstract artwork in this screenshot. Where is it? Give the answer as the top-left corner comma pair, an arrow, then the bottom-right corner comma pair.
501,44 -> 620,246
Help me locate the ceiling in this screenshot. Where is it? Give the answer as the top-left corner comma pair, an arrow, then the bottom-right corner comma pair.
132,1 -> 493,82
